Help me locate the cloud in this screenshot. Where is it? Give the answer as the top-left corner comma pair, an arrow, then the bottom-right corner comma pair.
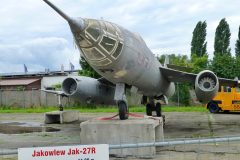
0,0 -> 240,73
0,37 -> 79,73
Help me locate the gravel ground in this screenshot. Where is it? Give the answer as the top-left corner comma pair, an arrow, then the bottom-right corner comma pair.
0,112 -> 240,160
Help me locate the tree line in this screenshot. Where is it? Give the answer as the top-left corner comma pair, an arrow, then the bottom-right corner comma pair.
190,18 -> 240,79
78,18 -> 240,106
164,18 -> 240,105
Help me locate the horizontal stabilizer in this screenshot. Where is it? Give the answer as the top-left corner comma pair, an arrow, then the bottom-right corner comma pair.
41,89 -> 67,97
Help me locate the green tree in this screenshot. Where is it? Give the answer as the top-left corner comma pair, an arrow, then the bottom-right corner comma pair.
159,54 -> 191,106
210,54 -> 235,79
16,86 -> 25,91
235,26 -> 240,57
158,54 -> 190,67
214,18 -> 231,56
171,83 -> 190,106
79,57 -> 101,78
52,83 -> 62,90
191,21 -> 207,57
234,57 -> 240,78
190,53 -> 208,73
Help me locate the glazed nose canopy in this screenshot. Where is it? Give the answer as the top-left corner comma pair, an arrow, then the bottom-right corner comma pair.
73,19 -> 124,67
77,19 -> 114,66
62,78 -> 78,95
85,20 -> 101,41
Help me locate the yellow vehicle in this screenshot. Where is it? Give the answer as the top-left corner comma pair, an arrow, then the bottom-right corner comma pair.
206,86 -> 240,113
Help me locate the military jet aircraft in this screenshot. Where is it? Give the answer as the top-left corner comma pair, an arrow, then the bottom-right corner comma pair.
42,0 -> 238,120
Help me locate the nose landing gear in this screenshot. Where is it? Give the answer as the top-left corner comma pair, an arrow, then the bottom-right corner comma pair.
118,101 -> 129,120
114,83 -> 129,120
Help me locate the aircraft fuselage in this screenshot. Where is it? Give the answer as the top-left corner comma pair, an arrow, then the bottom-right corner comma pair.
72,18 -> 175,97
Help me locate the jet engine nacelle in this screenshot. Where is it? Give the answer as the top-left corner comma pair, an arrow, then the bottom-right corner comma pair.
62,76 -> 115,105
195,70 -> 219,103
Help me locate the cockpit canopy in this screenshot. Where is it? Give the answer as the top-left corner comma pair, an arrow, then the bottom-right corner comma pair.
85,20 -> 101,41
74,19 -> 124,67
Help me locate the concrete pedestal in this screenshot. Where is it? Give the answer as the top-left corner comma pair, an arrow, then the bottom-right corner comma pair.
80,117 -> 164,158
44,110 -> 79,124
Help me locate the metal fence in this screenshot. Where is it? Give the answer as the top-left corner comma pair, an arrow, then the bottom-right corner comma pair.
0,89 -> 142,108
0,89 -> 74,107
1,136 -> 240,159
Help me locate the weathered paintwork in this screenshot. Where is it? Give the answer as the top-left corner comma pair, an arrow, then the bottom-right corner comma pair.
71,18 -> 175,97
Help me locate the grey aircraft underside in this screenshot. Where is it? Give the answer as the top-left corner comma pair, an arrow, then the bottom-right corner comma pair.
42,0 -> 238,120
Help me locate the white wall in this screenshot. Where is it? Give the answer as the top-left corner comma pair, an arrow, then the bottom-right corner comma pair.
41,76 -> 67,89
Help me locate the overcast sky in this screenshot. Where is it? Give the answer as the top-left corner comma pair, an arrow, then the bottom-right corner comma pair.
0,0 -> 239,73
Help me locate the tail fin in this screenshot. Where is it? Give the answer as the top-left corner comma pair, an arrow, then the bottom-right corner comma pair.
164,55 -> 169,67
163,55 -> 193,72
234,77 -> 239,85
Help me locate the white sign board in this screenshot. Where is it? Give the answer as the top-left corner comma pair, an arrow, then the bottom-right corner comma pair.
18,144 -> 109,160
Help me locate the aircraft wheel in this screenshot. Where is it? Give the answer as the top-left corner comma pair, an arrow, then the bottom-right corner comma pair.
156,102 -> 162,117
118,101 -> 128,120
146,103 -> 152,116
59,104 -> 63,111
208,102 -> 220,113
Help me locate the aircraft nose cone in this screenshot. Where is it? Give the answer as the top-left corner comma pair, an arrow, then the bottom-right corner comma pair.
68,17 -> 85,32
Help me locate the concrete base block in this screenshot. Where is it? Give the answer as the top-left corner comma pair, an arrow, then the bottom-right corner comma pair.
80,117 -> 164,158
44,110 -> 79,124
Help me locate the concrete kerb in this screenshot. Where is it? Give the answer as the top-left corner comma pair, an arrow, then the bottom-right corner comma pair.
44,110 -> 79,124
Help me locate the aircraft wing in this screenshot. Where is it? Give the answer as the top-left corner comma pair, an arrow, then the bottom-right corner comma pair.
160,66 -> 196,83
98,77 -> 132,89
218,77 -> 239,87
41,89 -> 68,97
160,66 -> 238,87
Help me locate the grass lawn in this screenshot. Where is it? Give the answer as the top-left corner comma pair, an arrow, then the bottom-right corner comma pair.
0,105 -> 207,113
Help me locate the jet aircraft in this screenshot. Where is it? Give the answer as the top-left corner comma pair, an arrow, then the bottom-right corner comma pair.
42,0 -> 238,120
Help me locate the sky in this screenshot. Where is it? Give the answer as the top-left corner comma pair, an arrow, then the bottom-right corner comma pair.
0,0 -> 239,73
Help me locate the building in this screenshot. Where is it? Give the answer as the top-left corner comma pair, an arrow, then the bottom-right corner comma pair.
0,78 -> 41,90
0,70 -> 78,90
0,70 -> 78,107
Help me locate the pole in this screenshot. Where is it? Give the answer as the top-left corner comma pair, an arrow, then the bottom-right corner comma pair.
0,89 -> 2,106
177,82 -> 179,107
109,136 -> 240,149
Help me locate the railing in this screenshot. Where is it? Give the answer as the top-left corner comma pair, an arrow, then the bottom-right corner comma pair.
2,136 -> 240,156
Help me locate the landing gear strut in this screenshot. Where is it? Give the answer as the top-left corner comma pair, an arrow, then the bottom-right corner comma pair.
58,95 -> 64,111
114,83 -> 129,120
